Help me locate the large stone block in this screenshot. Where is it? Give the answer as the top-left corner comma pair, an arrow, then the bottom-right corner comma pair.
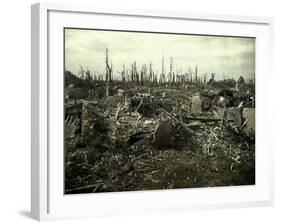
190,94 -> 202,113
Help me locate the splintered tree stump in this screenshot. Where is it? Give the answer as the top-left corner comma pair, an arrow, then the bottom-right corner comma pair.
154,122 -> 173,148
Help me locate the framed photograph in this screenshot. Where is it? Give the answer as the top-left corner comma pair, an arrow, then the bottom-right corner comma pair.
31,2 -> 274,221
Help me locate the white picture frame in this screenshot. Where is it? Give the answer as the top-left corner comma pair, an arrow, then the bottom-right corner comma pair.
31,2 -> 274,221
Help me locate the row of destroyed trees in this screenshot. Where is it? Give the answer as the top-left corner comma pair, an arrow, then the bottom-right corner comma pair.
76,48 -> 254,86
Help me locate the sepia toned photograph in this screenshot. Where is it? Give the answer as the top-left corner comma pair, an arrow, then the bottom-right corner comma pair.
64,28 -> 255,194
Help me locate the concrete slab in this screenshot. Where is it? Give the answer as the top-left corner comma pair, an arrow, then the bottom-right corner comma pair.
242,108 -> 255,133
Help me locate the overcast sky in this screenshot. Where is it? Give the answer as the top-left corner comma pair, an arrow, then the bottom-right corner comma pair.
65,28 -> 255,80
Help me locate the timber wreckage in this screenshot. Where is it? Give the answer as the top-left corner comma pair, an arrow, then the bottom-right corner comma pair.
64,53 -> 255,194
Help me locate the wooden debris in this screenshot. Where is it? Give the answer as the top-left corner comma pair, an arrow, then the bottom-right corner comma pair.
64,69 -> 255,193
114,103 -> 122,121
242,108 -> 255,133
134,98 -> 143,113
65,183 -> 102,194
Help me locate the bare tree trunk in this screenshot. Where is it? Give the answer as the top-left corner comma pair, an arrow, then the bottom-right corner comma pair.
105,48 -> 113,83
169,57 -> 173,86
105,80 -> 109,98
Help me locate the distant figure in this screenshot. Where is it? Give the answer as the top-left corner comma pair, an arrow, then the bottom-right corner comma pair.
208,73 -> 216,86
217,89 -> 235,108
235,76 -> 245,92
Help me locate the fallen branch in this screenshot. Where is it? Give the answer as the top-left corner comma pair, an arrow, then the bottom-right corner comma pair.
134,98 -> 143,113
65,183 -> 102,194
144,174 -> 159,183
114,103 -> 122,121
184,115 -> 231,122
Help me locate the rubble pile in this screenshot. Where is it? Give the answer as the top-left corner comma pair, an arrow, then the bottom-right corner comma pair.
64,85 -> 255,194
